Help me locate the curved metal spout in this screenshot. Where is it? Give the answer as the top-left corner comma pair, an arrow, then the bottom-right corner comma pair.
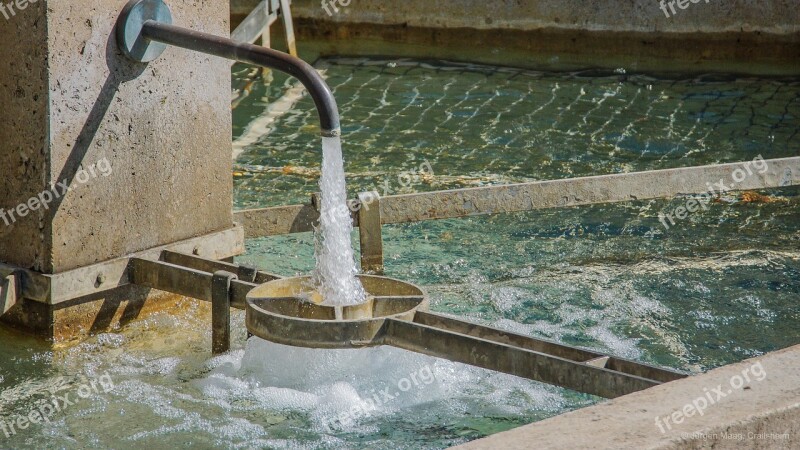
117,0 -> 340,136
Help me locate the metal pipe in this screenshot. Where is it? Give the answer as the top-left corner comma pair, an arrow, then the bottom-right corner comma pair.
140,20 -> 340,136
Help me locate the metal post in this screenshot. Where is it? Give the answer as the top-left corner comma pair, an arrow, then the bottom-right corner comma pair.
262,0 -> 273,50
212,270 -> 237,354
357,191 -> 384,274
278,0 -> 297,57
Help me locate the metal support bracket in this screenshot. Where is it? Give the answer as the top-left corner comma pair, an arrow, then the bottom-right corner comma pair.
243,277 -> 686,398
212,271 -> 237,354
128,253 -> 281,351
357,191 -> 384,274
382,311 -> 686,398
0,271 -> 20,316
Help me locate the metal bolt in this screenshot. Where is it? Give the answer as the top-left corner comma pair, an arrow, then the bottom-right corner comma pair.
96,273 -> 105,285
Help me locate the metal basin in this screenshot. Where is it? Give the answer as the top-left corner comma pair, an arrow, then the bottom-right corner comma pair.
245,275 -> 429,349
245,274 -> 686,398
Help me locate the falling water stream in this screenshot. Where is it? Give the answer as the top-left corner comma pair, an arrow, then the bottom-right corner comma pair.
312,136 -> 367,312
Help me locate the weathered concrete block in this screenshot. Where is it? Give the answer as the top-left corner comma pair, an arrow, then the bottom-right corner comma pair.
0,0 -> 239,340
1,0 -> 233,274
0,0 -> 49,271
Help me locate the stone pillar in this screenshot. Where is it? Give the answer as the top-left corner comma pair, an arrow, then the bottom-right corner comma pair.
0,0 -> 240,339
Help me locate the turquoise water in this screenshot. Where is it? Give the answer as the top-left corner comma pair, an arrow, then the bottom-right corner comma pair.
0,57 -> 798,449
234,56 -> 800,371
231,57 -> 800,443
233,58 -> 799,208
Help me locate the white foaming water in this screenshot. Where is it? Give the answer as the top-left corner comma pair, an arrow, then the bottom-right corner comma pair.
194,338 -> 569,435
312,136 -> 366,306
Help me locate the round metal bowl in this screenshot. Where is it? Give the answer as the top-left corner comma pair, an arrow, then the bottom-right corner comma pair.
245,275 -> 428,349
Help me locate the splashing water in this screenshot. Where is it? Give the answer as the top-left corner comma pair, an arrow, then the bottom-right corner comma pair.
312,136 -> 367,306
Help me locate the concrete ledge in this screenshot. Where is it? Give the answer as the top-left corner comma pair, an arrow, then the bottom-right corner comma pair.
302,22 -> 799,75
232,1 -> 799,74
455,345 -> 799,449
234,157 -> 800,238
234,0 -> 800,35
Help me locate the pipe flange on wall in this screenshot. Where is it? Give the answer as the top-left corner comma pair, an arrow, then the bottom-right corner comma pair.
117,0 -> 173,62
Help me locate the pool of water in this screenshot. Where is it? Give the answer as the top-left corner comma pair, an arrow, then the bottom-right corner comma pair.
233,57 -> 799,207
234,56 -> 800,370
1,57 -> 798,449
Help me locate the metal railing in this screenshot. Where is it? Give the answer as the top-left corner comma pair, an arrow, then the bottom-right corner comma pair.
230,0 -> 296,108
231,0 -> 296,56
233,157 -> 800,274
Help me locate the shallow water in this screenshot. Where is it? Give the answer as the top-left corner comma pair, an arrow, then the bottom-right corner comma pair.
1,57 -> 798,449
234,56 -> 800,370
0,306 -> 585,449
233,58 -> 799,207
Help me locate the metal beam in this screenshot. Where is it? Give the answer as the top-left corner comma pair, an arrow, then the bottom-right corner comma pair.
129,258 -> 214,303
278,0 -> 297,57
384,316 -> 683,399
161,250 -> 280,283
231,0 -> 271,44
128,257 -> 259,310
233,157 -> 800,238
413,311 -> 684,384
380,157 -> 800,224
0,226 -> 244,305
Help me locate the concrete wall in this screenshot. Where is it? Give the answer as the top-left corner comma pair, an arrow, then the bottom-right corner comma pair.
232,0 -> 798,74
0,0 -> 49,272
0,0 -> 234,273
233,0 -> 800,34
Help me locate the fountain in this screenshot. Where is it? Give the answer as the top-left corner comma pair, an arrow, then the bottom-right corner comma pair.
114,0 -> 686,400
0,1 -> 796,446
120,0 -> 368,311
